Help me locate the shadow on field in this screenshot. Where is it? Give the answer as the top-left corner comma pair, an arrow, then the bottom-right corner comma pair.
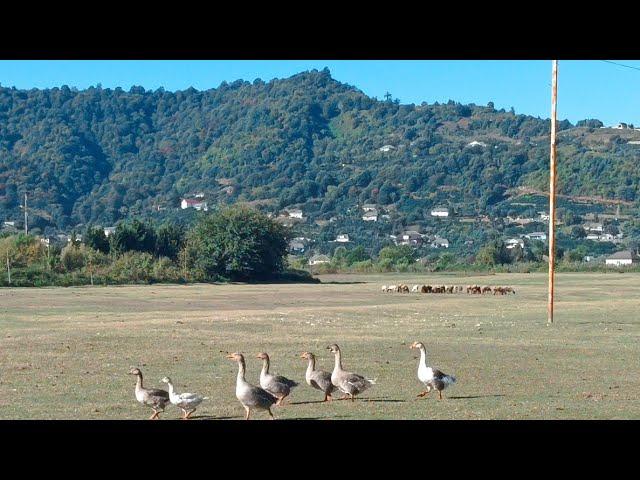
291,397 -> 405,405
188,415 -> 244,420
320,281 -> 368,285
447,394 -> 505,400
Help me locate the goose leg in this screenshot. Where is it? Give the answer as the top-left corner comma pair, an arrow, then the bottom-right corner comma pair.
438,390 -> 443,400
244,407 -> 250,420
186,409 -> 195,419
323,393 -> 329,402
350,394 -> 355,402
150,410 -> 160,420
417,390 -> 429,397
268,408 -> 275,420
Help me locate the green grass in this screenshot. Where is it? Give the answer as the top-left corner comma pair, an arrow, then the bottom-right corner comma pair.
0,272 -> 638,419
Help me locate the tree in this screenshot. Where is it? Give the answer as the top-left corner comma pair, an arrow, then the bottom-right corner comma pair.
85,226 -> 110,254
378,245 -> 415,265
155,223 -> 185,260
571,225 -> 586,238
110,220 -> 157,255
185,206 -> 288,281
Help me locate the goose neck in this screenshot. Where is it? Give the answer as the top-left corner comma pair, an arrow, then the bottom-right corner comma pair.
333,350 -> 343,372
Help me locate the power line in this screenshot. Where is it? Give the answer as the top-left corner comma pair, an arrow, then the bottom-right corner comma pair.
600,60 -> 640,73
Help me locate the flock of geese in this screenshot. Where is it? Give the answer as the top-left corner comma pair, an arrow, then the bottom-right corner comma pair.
129,342 -> 456,420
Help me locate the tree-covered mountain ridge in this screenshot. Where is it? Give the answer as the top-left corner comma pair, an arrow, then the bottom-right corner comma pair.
1,67 -> 639,234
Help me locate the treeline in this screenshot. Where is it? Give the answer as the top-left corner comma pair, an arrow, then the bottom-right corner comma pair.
0,207 -> 315,287
294,241 -> 639,275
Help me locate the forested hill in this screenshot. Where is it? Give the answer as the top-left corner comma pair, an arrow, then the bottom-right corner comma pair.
1,68 -> 639,235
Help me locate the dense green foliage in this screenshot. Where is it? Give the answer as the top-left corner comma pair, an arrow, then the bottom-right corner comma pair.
1,69 -> 639,272
0,207 -> 309,286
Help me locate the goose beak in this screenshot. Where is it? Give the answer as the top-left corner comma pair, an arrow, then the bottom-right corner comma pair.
225,354 -> 235,359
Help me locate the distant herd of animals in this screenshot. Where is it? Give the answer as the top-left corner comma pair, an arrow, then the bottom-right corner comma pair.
381,284 -> 516,295
128,342 -> 455,420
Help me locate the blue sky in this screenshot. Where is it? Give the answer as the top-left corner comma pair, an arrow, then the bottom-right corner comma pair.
1,60 -> 639,126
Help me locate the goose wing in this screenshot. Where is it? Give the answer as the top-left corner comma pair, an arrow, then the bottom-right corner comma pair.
272,374 -> 299,388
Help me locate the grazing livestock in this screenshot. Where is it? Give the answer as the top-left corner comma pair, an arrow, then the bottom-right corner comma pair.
411,284 -> 420,293
421,285 -> 432,293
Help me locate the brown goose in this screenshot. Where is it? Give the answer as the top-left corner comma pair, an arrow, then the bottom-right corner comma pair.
326,344 -> 375,401
410,341 -> 456,399
256,352 -> 298,406
226,353 -> 277,420
301,351 -> 336,402
128,367 -> 170,420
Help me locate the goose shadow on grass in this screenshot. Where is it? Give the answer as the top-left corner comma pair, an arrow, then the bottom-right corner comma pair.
446,394 -> 505,400
187,415 -> 244,420
291,397 -> 406,405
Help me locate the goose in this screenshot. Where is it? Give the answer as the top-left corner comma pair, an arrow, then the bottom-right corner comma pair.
410,341 -> 456,399
256,352 -> 298,406
300,351 -> 336,402
226,353 -> 277,420
161,376 -> 208,419
326,344 -> 375,401
128,367 -> 170,420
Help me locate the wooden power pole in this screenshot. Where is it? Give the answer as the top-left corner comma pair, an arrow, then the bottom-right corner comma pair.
548,60 -> 559,324
24,192 -> 28,235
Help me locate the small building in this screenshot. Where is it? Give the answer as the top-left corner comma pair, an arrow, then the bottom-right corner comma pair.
103,227 -> 116,237
505,238 -> 525,249
431,236 -> 449,249
181,198 -> 208,211
289,240 -> 305,253
537,212 -> 550,221
397,231 -> 423,246
362,210 -> 378,222
430,207 -> 449,217
335,234 -> 350,243
605,250 -> 638,267
525,232 -> 547,241
583,222 -> 603,233
284,208 -> 303,219
379,145 -> 396,152
586,233 -> 600,241
467,141 -> 488,148
308,254 -> 331,266
362,204 -> 377,212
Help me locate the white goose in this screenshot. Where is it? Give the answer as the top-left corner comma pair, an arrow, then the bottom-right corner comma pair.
410,341 -> 456,400
161,376 -> 208,419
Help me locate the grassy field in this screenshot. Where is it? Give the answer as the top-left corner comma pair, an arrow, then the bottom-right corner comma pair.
0,272 -> 638,420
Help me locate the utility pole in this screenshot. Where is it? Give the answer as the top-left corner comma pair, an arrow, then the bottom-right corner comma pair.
548,60 -> 558,324
6,251 -> 11,285
24,192 -> 28,235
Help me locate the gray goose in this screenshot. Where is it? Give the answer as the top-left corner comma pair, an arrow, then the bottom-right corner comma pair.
326,344 -> 375,401
128,367 -> 170,420
226,353 -> 277,420
410,341 -> 456,399
257,352 -> 298,406
301,351 -> 336,402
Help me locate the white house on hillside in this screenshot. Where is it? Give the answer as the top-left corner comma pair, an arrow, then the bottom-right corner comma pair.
181,198 -> 208,211
362,210 -> 378,222
336,234 -> 350,243
308,254 -> 331,266
525,232 -> 547,241
285,208 -> 303,219
431,236 -> 449,248
379,145 -> 396,152
430,207 -> 449,217
506,238 -> 524,249
103,227 -> 116,237
605,250 -> 638,267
